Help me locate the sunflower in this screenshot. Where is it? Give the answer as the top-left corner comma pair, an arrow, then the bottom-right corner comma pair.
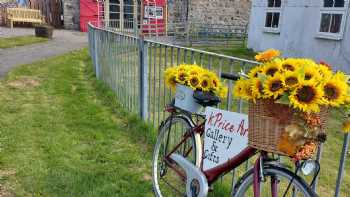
321,78 -> 347,107
318,64 -> 333,79
216,85 -> 228,99
263,73 -> 285,99
243,79 -> 254,100
283,71 -> 301,89
188,66 -> 202,76
248,65 -> 263,78
342,118 -> 350,133
199,76 -> 212,92
333,71 -> 348,81
251,78 -> 264,99
188,74 -> 200,90
176,70 -> 189,85
302,66 -> 321,82
177,64 -> 190,72
289,81 -> 323,113
255,49 -> 281,62
211,75 -> 220,91
262,59 -> 282,76
165,70 -> 177,90
233,79 -> 248,99
281,58 -> 299,72
298,59 -> 318,67
164,67 -> 176,77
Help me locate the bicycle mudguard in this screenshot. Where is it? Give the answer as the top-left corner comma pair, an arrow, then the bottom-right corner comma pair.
170,153 -> 209,197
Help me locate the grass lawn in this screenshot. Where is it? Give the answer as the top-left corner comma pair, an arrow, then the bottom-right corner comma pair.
192,44 -> 257,60
0,49 -> 155,196
0,36 -> 48,49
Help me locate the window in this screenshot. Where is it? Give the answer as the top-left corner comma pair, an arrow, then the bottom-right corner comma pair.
318,0 -> 349,39
264,0 -> 282,33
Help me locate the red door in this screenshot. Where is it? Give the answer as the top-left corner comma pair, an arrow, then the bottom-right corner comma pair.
143,0 -> 166,34
80,0 -> 100,32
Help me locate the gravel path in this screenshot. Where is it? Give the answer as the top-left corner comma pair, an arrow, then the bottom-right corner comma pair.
0,27 -> 34,38
0,27 -> 88,78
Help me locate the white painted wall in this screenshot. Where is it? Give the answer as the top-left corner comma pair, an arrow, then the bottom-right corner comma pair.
248,0 -> 350,73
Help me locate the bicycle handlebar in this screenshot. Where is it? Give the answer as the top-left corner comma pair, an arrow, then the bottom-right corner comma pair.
220,72 -> 240,81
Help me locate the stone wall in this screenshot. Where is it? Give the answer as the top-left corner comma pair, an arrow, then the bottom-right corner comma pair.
188,0 -> 251,26
63,0 -> 79,30
168,0 -> 251,26
167,0 -> 188,23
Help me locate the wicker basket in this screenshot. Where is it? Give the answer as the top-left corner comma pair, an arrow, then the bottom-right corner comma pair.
248,99 -> 328,157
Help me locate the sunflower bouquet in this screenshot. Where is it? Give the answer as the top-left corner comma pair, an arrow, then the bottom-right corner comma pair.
164,64 -> 228,98
235,49 -> 350,160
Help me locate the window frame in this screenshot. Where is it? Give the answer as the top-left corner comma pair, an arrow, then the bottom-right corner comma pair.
263,0 -> 283,34
316,0 -> 349,40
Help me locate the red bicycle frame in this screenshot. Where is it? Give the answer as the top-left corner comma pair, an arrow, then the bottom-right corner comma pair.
163,119 -> 277,197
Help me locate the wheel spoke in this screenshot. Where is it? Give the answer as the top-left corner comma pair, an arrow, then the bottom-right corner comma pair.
152,116 -> 196,197
160,177 -> 185,196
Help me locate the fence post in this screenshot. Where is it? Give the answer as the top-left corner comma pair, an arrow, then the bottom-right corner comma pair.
312,143 -> 324,192
139,35 -> 149,120
335,133 -> 350,197
94,29 -> 100,80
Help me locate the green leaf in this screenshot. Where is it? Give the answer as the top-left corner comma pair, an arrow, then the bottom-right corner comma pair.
257,73 -> 268,83
276,92 -> 290,105
297,66 -> 305,79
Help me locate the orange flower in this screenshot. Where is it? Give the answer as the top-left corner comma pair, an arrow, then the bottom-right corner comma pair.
255,49 -> 281,62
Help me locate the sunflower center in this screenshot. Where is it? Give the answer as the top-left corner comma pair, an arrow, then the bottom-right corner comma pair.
324,84 -> 339,100
213,80 -> 218,87
285,77 -> 298,86
283,64 -> 295,71
296,86 -> 316,104
270,80 -> 283,92
179,73 -> 187,81
266,68 -> 278,76
201,80 -> 208,88
305,74 -> 312,80
190,78 -> 199,86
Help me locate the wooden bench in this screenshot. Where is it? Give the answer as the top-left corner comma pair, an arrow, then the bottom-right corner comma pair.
6,8 -> 44,29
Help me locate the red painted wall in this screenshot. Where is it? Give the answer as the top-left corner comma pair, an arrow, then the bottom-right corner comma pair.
80,0 -> 99,32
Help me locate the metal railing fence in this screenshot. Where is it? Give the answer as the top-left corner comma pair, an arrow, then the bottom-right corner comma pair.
89,19 -> 247,47
88,23 -> 350,197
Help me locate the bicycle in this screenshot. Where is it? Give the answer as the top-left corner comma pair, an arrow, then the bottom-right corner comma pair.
152,72 -> 320,197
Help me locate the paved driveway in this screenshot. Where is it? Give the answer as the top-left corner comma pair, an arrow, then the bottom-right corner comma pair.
0,27 -> 88,78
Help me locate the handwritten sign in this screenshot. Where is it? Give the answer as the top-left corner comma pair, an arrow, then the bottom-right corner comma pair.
203,107 -> 249,170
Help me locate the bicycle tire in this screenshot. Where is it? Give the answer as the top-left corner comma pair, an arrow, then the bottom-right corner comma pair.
233,164 -> 317,197
152,115 -> 201,197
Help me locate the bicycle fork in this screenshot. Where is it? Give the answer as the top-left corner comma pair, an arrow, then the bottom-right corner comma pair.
253,156 -> 278,197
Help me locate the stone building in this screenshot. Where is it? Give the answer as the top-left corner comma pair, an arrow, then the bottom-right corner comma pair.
168,0 -> 251,26
61,0 -> 251,30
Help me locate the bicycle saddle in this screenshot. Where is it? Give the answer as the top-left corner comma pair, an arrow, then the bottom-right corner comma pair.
193,91 -> 221,107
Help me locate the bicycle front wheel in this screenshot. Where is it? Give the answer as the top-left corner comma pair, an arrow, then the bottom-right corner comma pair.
152,115 -> 200,197
233,164 -> 316,197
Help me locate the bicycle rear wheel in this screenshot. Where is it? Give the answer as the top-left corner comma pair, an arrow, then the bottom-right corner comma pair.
233,164 -> 316,197
152,115 -> 200,197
